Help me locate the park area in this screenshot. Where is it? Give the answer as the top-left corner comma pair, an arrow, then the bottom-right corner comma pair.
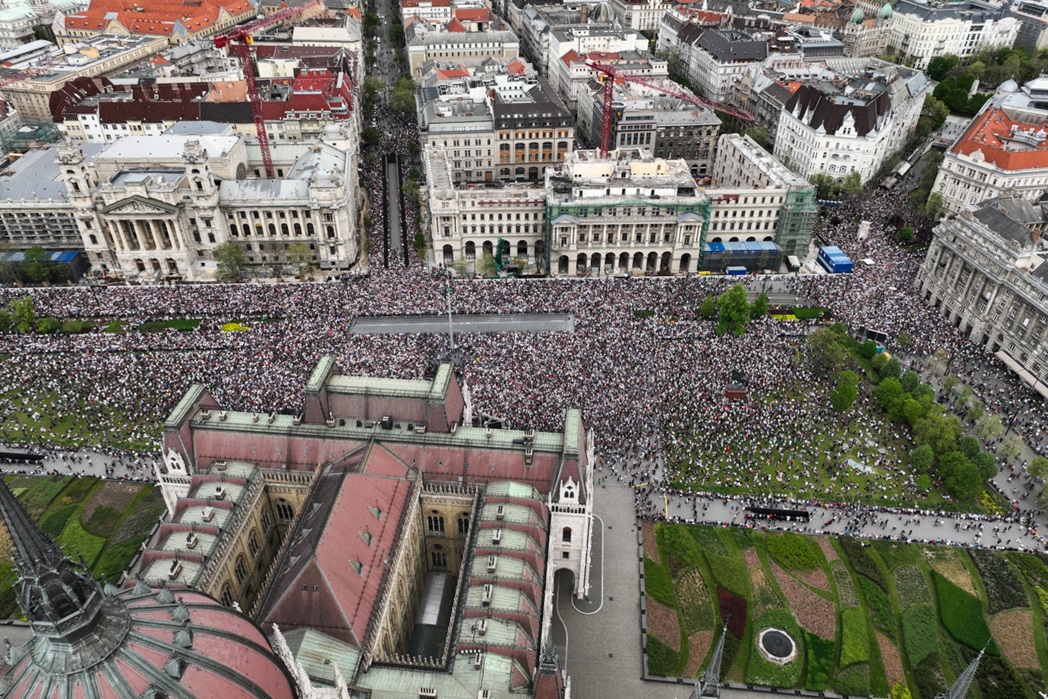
643,521 -> 1048,698
0,475 -> 164,618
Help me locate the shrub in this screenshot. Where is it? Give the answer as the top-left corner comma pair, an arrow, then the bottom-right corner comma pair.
220,322 -> 250,332
792,307 -> 827,320
707,551 -> 749,596
60,320 -> 85,333
92,537 -> 144,581
766,532 -> 822,570
644,557 -> 676,607
40,504 -> 77,537
104,320 -> 124,333
1007,552 -> 1048,590
16,477 -> 72,519
973,651 -> 1029,699
718,587 -> 748,639
137,318 -> 200,332
913,653 -> 945,699
803,631 -> 834,691
894,565 -> 931,610
901,604 -> 939,667
933,571 -> 997,654
858,576 -> 896,639
841,537 -> 888,591
875,540 -> 920,570
647,632 -> 681,677
634,310 -> 655,319
969,549 -> 1028,614
840,606 -> 870,667
834,663 -> 870,697
35,317 -> 60,334
659,522 -> 703,576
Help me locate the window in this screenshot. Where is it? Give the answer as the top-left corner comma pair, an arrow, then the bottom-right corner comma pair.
427,513 -> 445,533
275,499 -> 294,521
562,527 -> 572,543
261,509 -> 271,532
431,548 -> 447,567
248,530 -> 260,558
235,555 -> 248,584
457,513 -> 470,535
220,584 -> 234,607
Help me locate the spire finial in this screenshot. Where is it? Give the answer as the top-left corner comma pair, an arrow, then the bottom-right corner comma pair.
0,477 -> 64,576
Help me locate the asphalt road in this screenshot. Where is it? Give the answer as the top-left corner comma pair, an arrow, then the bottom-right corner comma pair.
385,156 -> 404,267
350,313 -> 575,334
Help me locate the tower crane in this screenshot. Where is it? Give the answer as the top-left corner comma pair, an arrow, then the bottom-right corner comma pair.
214,0 -> 325,178
585,61 -> 755,159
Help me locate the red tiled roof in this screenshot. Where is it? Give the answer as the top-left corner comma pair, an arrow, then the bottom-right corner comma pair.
454,7 -> 489,21
445,17 -> 466,32
65,0 -> 254,36
952,107 -> 1048,172
507,58 -> 526,75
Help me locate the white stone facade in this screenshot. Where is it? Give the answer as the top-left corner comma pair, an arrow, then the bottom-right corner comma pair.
886,0 -> 1019,70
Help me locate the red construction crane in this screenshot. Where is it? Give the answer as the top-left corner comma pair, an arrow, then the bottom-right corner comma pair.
585,61 -> 755,158
214,0 -> 325,178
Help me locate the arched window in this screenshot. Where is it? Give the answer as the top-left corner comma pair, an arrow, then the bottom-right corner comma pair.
275,499 -> 294,521
234,555 -> 248,584
248,529 -> 260,558
268,224 -> 277,236
562,527 -> 572,543
88,234 -> 98,246
307,223 -> 315,236
457,513 -> 470,535
281,223 -> 289,236
430,544 -> 447,568
229,225 -> 239,237
427,513 -> 445,533
261,509 -> 271,532
220,583 -> 234,607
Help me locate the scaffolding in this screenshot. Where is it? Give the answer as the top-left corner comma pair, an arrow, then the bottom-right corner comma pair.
776,187 -> 817,258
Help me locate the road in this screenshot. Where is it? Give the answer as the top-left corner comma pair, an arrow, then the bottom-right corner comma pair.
385,155 -> 404,267
350,313 -> 575,334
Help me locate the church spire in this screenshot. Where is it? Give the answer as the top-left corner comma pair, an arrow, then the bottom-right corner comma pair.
0,477 -> 64,576
936,644 -> 987,699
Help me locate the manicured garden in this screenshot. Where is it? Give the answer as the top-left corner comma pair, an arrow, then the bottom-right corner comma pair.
0,475 -> 164,618
643,521 -> 1048,698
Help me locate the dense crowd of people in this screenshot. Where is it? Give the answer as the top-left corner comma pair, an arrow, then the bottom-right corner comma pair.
0,143 -> 1045,531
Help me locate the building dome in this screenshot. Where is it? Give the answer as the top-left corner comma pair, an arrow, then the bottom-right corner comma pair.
878,2 -> 893,19
850,6 -> 865,23
0,479 -> 296,699
999,79 -> 1019,93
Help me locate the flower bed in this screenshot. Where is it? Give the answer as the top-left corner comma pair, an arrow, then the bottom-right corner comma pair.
642,520 -> 659,562
875,631 -> 906,688
718,587 -> 748,639
682,630 -> 715,678
970,549 -> 1028,614
893,564 -> 931,610
767,532 -> 822,570
677,567 -> 714,632
772,563 -> 836,640
645,557 -> 676,606
989,609 -> 1038,670
840,606 -> 870,667
924,548 -> 977,595
831,560 -> 859,608
688,525 -> 728,556
901,604 -> 938,667
933,572 -> 997,653
646,594 -> 681,651
840,537 -> 888,590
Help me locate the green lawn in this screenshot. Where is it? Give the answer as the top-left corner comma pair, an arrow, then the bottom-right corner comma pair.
0,475 -> 162,618
642,522 -> 1047,699
0,388 -> 157,452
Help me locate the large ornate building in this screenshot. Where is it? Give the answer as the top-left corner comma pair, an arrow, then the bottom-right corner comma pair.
143,356 -> 592,697
0,126 -> 364,280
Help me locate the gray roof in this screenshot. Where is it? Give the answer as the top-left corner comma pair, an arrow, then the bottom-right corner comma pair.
972,205 -> 1036,247
220,143 -> 346,203
695,29 -> 768,63
895,0 -> 1007,22
0,145 -> 104,203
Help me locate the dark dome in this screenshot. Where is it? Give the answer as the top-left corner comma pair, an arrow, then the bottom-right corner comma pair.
1,584 -> 297,699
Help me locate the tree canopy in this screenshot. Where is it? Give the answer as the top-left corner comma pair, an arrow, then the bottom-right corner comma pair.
715,284 -> 751,336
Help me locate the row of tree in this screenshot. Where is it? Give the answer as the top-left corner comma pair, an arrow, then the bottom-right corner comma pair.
0,245 -> 73,286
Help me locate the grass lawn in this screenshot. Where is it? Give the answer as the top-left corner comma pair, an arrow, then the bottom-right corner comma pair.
0,475 -> 160,618
642,522 -> 1046,698
0,388 -> 157,452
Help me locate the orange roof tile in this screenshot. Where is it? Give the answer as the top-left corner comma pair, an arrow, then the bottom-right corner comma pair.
454,7 -> 489,21
444,17 -> 466,31
952,107 -> 1048,172
507,58 -> 526,75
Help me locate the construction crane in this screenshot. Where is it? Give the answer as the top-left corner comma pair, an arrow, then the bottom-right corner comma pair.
585,61 -> 755,159
214,0 -> 325,178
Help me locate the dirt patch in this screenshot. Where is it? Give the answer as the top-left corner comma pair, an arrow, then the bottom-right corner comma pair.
643,520 -> 660,563
646,594 -> 681,651
989,610 -> 1039,669
82,481 -> 142,523
817,537 -> 838,562
924,549 -> 976,596
0,521 -> 11,559
876,631 -> 906,688
683,630 -> 715,678
772,562 -> 836,640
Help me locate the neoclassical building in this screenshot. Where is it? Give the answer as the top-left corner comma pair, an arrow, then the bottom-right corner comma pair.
144,357 -> 593,697
2,126 -> 363,279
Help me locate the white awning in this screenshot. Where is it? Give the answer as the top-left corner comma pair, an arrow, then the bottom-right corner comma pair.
995,350 -> 1048,399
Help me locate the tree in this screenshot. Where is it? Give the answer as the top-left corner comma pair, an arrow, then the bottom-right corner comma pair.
895,227 -> 915,243
999,434 -> 1024,462
871,352 -> 888,372
715,284 -> 751,337
21,245 -> 51,284
972,450 -> 997,480
942,374 -> 960,394
213,241 -> 248,282
838,370 -> 859,387
698,296 -> 716,318
975,413 -> 1005,443
9,296 -> 35,333
35,316 -> 60,334
899,370 -> 919,393
840,171 -> 863,200
476,251 -> 496,278
941,452 -> 982,500
0,309 -> 10,333
830,381 -> 858,413
914,413 -> 961,455
927,55 -> 961,81
876,377 -> 904,408
910,444 -> 935,474
897,332 -> 915,350
750,293 -> 768,319
390,88 -> 415,114
1038,484 -> 1048,511
879,357 -> 902,381
860,339 -> 877,359
361,127 -> 381,147
806,327 -> 847,376
1029,456 -> 1048,479
287,243 -> 314,276
966,397 -> 985,422
911,383 -> 935,403
363,10 -> 381,37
